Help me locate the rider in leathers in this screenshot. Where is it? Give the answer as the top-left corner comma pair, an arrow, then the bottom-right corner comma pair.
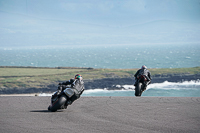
134,65 -> 151,90
51,74 -> 84,106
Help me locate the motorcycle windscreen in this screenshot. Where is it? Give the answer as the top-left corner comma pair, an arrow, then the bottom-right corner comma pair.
63,88 -> 74,98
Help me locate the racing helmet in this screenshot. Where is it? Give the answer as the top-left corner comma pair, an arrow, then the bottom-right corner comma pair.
75,74 -> 82,80
141,65 -> 147,69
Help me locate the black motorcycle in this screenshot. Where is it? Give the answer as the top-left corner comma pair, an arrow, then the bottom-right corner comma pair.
135,75 -> 149,97
48,86 -> 75,112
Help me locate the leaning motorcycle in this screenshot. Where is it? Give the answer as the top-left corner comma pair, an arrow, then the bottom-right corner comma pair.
135,75 -> 149,97
48,86 -> 75,112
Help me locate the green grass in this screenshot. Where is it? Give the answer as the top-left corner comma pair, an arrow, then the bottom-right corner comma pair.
0,66 -> 199,89
0,67 -> 85,76
149,67 -> 200,75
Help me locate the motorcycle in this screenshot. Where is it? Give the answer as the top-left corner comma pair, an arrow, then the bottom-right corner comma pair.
48,86 -> 75,112
135,75 -> 150,97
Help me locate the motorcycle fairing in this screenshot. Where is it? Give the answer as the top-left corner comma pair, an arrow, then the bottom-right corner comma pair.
63,88 -> 74,98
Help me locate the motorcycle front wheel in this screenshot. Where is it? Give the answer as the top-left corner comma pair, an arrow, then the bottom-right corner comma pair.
135,82 -> 142,97
50,95 -> 67,112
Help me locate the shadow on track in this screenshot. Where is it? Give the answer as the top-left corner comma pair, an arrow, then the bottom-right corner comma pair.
30,110 -> 50,113
30,110 -> 64,113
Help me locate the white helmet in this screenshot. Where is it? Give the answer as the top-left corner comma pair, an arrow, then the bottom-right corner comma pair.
141,65 -> 147,69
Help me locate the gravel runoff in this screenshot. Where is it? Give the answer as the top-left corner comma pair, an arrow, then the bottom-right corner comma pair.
0,96 -> 200,133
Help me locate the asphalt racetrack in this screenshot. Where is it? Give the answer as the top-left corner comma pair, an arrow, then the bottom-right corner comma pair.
0,96 -> 200,133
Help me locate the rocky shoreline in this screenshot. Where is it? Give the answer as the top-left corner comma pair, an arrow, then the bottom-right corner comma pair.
85,73 -> 200,90
1,73 -> 200,94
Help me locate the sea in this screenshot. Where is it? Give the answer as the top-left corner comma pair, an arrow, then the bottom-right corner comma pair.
1,43 -> 200,97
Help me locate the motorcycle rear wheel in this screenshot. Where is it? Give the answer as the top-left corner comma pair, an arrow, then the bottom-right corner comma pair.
50,95 -> 67,112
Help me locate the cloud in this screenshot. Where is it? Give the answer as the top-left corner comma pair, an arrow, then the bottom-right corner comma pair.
122,0 -> 147,12
0,0 -> 200,47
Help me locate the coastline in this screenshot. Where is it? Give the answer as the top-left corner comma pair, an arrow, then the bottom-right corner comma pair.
1,73 -> 200,94
85,73 -> 200,89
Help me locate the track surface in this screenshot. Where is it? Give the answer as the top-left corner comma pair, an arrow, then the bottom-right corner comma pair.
0,96 -> 200,133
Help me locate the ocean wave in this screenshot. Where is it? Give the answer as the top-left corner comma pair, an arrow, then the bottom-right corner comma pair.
148,80 -> 200,90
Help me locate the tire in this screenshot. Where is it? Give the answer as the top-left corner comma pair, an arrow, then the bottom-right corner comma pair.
50,95 -> 67,112
135,82 -> 142,97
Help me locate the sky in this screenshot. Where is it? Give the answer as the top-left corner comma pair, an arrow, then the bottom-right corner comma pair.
0,0 -> 200,47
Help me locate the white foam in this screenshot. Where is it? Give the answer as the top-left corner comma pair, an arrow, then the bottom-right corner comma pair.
147,80 -> 200,90
82,89 -> 135,96
83,89 -> 108,94
122,85 -> 135,90
38,93 -> 53,96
